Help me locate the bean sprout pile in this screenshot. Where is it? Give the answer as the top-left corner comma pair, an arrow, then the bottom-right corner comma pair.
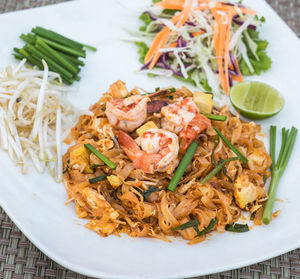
0,59 -> 84,181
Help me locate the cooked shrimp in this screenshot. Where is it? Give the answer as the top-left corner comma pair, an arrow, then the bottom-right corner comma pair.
118,129 -> 179,174
161,97 -> 211,149
105,95 -> 150,132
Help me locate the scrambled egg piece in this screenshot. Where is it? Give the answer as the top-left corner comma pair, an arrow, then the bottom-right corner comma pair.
193,91 -> 213,114
107,175 -> 123,188
80,188 -> 120,236
69,145 -> 93,173
248,148 -> 269,170
234,173 -> 267,210
136,121 -> 158,137
80,188 -> 118,218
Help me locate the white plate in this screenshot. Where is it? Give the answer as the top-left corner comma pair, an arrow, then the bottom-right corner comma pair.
0,0 -> 300,278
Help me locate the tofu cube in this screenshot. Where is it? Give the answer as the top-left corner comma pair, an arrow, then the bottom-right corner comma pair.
193,91 -> 213,114
136,121 -> 158,136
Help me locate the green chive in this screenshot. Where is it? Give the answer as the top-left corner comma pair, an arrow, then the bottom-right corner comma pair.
20,33 -> 35,44
32,26 -> 83,50
204,113 -> 227,121
37,36 -> 86,58
19,48 -> 43,68
25,44 -> 73,79
58,51 -> 85,66
89,175 -> 107,184
13,54 -> 23,60
84,144 -> 116,170
35,37 -> 79,75
213,127 -> 248,164
200,157 -> 239,184
168,141 -> 198,191
225,223 -> 249,233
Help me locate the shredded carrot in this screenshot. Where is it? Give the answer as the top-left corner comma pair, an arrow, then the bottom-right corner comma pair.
192,31 -> 206,37
232,58 -> 243,82
168,42 -> 178,48
223,12 -> 234,94
155,0 -> 185,10
146,0 -> 193,69
149,29 -> 170,68
214,3 -> 257,15
144,13 -> 182,64
155,3 -> 183,10
176,0 -> 193,28
144,28 -> 168,64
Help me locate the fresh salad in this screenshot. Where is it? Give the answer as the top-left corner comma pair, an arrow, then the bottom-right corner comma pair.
133,0 -> 271,95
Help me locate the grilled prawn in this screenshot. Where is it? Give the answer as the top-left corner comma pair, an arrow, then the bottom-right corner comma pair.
118,129 -> 179,174
105,95 -> 150,132
161,97 -> 211,149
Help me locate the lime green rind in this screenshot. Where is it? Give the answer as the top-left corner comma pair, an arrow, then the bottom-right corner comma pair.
229,81 -> 284,120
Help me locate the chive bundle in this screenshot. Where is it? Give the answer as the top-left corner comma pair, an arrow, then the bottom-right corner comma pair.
262,126 -> 298,225
13,26 -> 97,84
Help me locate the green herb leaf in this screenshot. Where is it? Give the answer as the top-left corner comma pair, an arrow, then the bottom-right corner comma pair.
172,218 -> 218,237
197,218 -> 218,236
172,219 -> 199,232
225,223 -> 249,233
162,9 -> 181,16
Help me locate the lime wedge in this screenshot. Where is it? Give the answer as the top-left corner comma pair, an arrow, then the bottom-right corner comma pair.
229,81 -> 284,119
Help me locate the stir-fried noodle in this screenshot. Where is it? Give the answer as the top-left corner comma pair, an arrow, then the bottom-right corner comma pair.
63,81 -> 271,243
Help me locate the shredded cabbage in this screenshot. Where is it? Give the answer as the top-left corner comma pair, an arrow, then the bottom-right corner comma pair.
129,1 -> 270,95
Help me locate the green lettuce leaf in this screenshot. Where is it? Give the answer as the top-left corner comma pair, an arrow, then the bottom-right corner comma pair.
239,28 -> 272,76
135,42 -> 149,64
139,13 -> 153,32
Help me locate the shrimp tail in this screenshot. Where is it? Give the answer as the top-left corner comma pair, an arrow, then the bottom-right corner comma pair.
180,114 -> 211,150
118,130 -> 159,173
